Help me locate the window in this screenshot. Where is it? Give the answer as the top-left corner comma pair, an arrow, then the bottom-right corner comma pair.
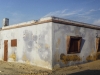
11,39 -> 17,47
96,38 -> 100,52
67,36 -> 82,54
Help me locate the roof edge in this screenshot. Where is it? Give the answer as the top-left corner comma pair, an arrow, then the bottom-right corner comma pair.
2,16 -> 100,30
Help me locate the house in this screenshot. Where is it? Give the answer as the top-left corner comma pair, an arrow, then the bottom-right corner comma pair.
0,16 -> 100,70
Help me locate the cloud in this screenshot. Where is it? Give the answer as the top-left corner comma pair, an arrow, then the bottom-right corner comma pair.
44,8 -> 99,18
78,9 -> 100,16
89,9 -> 96,12
43,9 -> 83,17
86,9 -> 100,14
61,11 -> 79,17
43,9 -> 94,21
85,9 -> 96,14
93,19 -> 100,25
43,8 -> 100,25
62,9 -> 68,13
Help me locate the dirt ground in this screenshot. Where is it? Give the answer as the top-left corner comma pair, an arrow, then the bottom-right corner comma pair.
0,60 -> 100,75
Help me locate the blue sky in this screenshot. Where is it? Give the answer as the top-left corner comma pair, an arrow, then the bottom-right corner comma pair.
0,0 -> 100,27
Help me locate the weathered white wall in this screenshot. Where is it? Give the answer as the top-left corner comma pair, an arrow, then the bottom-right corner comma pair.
1,19 -> 100,69
52,22 -> 100,68
0,22 -> 52,69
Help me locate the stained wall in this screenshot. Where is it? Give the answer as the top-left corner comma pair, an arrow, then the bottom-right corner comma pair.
0,22 -> 52,69
1,19 -> 100,69
52,22 -> 100,68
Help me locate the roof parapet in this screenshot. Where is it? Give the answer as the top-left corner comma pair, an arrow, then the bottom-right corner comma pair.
2,16 -> 100,30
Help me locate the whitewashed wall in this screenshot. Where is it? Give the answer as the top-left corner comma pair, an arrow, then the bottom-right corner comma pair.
0,22 -> 52,69
52,22 -> 100,68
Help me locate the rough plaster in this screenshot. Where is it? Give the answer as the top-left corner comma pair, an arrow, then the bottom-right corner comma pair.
0,22 -> 52,69
1,18 -> 100,69
52,22 -> 100,68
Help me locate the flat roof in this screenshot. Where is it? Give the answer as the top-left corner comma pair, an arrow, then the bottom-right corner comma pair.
2,16 -> 100,30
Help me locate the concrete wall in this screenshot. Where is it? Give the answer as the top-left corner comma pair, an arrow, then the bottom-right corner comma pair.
0,22 -> 52,69
52,22 -> 100,68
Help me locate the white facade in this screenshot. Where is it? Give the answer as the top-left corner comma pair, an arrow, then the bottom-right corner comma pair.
1,17 -> 100,70
0,20 -> 52,69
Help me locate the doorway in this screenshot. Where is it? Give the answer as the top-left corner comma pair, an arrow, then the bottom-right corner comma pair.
4,40 -> 8,61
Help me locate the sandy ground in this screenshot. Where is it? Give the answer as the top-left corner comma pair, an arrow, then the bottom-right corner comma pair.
0,60 -> 100,75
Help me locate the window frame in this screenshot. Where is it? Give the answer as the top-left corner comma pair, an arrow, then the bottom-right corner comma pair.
67,36 -> 82,54
96,37 -> 100,52
11,39 -> 17,47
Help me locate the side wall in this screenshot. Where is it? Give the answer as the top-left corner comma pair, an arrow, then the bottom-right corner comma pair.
0,22 -> 52,69
52,22 -> 100,68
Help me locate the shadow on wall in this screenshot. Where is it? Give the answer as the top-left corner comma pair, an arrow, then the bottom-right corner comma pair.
80,39 -> 85,52
69,70 -> 100,75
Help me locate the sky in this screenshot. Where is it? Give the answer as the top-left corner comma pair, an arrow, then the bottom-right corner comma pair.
0,0 -> 100,27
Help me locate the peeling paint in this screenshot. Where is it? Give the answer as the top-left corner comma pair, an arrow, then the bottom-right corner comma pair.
55,38 -> 60,62
9,52 -> 16,61
86,52 -> 100,61
53,64 -> 60,70
45,44 -> 49,49
25,60 -> 30,64
0,23 -> 52,69
1,17 -> 100,69
52,22 -> 100,68
22,52 -> 28,61
56,38 -> 60,48
23,30 -> 34,52
60,53 -> 81,64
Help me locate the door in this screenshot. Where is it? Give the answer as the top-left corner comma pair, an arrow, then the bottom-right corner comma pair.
4,40 -> 8,61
